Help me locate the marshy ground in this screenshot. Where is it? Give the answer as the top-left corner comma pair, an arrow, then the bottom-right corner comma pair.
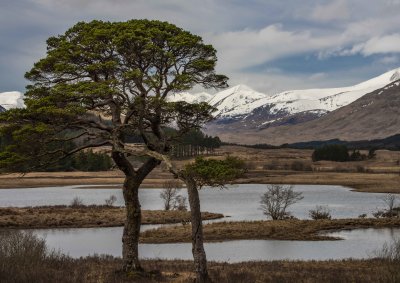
0,206 -> 223,229
1,146 -> 399,193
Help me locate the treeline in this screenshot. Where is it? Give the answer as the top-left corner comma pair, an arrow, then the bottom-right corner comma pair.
0,133 -> 112,172
171,129 -> 221,158
225,134 -> 400,151
123,128 -> 222,158
26,149 -> 113,172
312,144 -> 375,162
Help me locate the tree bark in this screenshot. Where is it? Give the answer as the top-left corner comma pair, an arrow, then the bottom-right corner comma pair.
121,176 -> 142,272
112,151 -> 159,272
185,177 -> 211,283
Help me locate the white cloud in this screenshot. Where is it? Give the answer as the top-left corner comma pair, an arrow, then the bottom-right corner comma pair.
311,0 -> 350,22
208,24 -> 345,72
2,1 -> 400,93
359,34 -> 400,55
377,56 -> 399,65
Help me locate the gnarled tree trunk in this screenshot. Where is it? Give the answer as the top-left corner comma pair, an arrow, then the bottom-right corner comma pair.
112,151 -> 159,272
185,177 -> 211,283
121,176 -> 142,271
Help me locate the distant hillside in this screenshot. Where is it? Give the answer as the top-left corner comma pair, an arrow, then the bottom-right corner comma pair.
0,105 -> 5,113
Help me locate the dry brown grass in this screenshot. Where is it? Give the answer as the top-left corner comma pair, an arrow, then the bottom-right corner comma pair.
0,206 -> 223,229
140,218 -> 400,243
0,147 -> 399,193
1,230 -> 399,283
2,255 -> 397,283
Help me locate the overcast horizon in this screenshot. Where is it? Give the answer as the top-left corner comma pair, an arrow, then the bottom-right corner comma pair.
1,0 -> 400,94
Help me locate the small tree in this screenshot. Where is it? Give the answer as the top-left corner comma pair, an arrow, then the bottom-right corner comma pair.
382,193 -> 398,217
160,180 -> 181,211
167,156 -> 245,283
260,185 -> 303,220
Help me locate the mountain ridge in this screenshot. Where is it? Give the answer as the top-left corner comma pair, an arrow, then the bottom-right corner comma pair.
169,67 -> 400,130
207,79 -> 400,145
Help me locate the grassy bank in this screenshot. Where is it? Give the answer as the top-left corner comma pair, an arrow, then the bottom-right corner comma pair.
0,206 -> 223,229
1,230 -> 399,283
141,218 -> 400,243
2,252 -> 399,283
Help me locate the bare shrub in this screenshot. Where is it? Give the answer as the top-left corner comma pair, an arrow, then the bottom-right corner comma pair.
260,185 -> 303,220
104,195 -> 117,206
291,161 -> 312,171
374,194 -> 399,218
0,230 -> 83,283
70,196 -> 84,208
173,195 -> 187,211
160,180 -> 181,211
374,238 -> 400,282
383,194 -> 398,216
245,161 -> 257,170
356,165 -> 366,173
309,205 -> 332,220
264,160 -> 279,170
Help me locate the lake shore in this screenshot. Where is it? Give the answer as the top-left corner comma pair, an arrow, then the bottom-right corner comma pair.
140,218 -> 400,243
0,170 -> 399,194
0,206 -> 223,229
0,147 -> 399,193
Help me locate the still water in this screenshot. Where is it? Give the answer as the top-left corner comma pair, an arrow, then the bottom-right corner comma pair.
0,184 -> 391,219
32,227 -> 399,262
3,184 -> 398,261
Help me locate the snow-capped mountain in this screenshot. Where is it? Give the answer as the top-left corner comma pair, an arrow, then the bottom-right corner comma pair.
168,92 -> 213,104
210,78 -> 400,145
170,67 -> 400,128
0,91 -> 25,110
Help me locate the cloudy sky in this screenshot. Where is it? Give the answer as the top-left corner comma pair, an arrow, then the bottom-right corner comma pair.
1,0 -> 400,94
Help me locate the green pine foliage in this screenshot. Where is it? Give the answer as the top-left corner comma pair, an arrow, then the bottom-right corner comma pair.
312,145 -> 350,162
71,150 -> 112,172
312,144 -> 370,162
184,156 -> 246,188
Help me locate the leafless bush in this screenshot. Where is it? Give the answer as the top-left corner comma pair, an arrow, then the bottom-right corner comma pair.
374,194 -> 399,218
104,195 -> 117,206
356,165 -> 366,173
291,161 -> 312,171
260,185 -> 303,220
383,194 -> 398,216
309,205 -> 332,220
0,230 -> 83,283
263,160 -> 279,170
70,196 -> 84,208
374,238 -> 400,282
173,195 -> 187,211
245,161 -> 257,170
160,180 -> 182,211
